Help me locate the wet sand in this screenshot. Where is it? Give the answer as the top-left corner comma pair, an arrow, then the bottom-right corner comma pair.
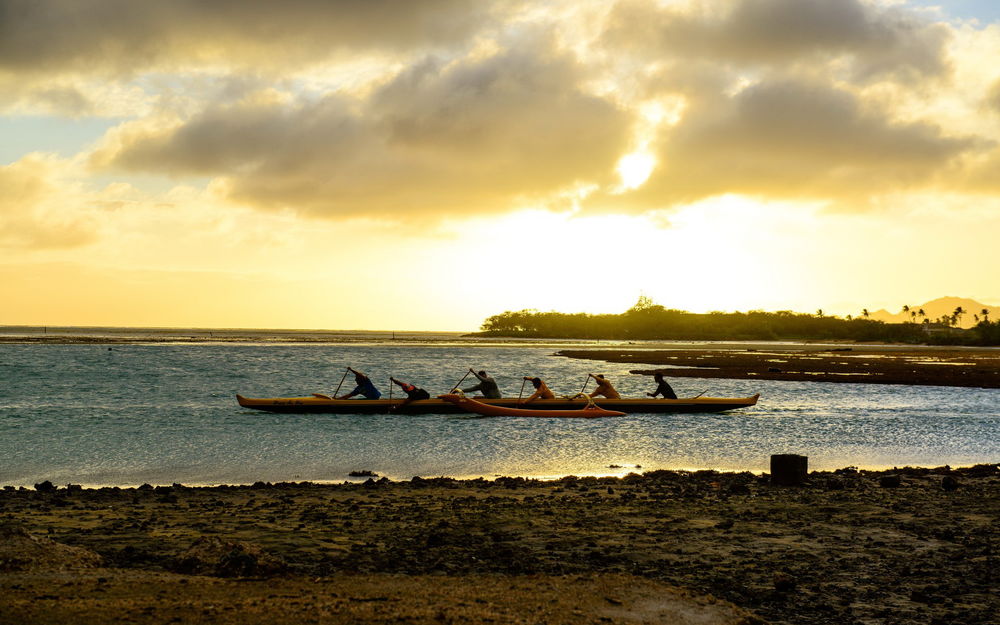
558,346 -> 1000,388
2,466 -> 997,624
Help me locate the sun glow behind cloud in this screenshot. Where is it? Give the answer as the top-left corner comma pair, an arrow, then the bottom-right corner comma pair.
435,199 -> 795,320
616,152 -> 656,189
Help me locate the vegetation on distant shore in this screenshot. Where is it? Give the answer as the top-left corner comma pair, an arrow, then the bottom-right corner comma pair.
477,297 -> 1000,345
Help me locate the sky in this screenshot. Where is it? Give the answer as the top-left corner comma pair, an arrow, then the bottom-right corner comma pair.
3,0 -> 1000,331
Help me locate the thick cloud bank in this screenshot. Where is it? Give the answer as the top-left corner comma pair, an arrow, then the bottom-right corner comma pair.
97,40 -> 631,216
5,0 -> 999,220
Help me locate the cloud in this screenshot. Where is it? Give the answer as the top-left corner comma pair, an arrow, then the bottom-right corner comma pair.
606,77 -> 980,208
0,71 -> 97,116
606,0 -> 951,83
0,0 -> 509,115
9,1 -> 999,222
987,77 -> 1000,113
94,38 -> 632,217
0,0 -> 499,76
957,145 -> 1000,192
0,155 -> 99,249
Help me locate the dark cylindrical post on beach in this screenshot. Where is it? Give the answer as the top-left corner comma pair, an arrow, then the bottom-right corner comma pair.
770,454 -> 808,486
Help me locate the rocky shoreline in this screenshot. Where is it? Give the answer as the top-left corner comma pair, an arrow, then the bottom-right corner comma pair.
558,346 -> 1000,388
2,465 -> 997,624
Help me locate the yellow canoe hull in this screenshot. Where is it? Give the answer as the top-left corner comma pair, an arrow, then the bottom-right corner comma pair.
235,393 -> 760,415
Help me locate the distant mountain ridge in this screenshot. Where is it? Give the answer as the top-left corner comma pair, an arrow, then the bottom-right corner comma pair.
869,296 -> 998,328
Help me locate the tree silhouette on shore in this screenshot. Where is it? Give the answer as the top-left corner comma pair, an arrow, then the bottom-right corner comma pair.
954,306 -> 966,327
480,295 -> 1000,345
478,298 -> 1000,346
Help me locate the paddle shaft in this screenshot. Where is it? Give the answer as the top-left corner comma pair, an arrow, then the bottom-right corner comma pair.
333,367 -> 350,398
579,373 -> 592,395
518,378 -> 527,401
451,370 -> 472,393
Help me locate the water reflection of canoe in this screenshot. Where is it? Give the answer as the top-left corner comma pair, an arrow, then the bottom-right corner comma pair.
235,393 -> 760,415
437,393 -> 625,418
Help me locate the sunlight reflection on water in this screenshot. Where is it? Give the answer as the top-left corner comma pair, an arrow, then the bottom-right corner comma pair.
1,343 -> 998,486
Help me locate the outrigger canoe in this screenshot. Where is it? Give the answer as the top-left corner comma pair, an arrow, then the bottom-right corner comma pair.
437,393 -> 625,418
235,393 -> 760,415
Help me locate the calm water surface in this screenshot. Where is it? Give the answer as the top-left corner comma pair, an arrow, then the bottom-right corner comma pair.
1,341 -> 998,486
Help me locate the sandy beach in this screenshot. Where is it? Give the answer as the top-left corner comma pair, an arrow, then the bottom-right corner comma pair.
2,465 -> 997,624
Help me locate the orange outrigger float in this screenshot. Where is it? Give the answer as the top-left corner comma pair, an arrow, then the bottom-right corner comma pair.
436,393 -> 626,418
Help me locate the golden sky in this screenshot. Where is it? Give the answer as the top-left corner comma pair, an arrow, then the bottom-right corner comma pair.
3,0 -> 1000,330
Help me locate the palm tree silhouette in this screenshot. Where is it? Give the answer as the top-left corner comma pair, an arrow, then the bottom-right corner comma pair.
953,306 -> 965,327
902,304 -> 917,324
982,308 -> 990,323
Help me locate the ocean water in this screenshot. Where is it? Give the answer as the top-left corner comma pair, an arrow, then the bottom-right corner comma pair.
1,339 -> 998,487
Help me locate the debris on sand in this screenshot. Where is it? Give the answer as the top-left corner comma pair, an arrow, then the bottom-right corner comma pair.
0,523 -> 103,572
172,536 -> 288,578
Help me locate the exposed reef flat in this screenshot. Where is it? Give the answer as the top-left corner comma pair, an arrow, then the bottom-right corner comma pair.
558,346 -> 1000,388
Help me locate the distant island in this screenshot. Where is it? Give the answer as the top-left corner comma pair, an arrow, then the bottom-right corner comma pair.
475,296 -> 1000,346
